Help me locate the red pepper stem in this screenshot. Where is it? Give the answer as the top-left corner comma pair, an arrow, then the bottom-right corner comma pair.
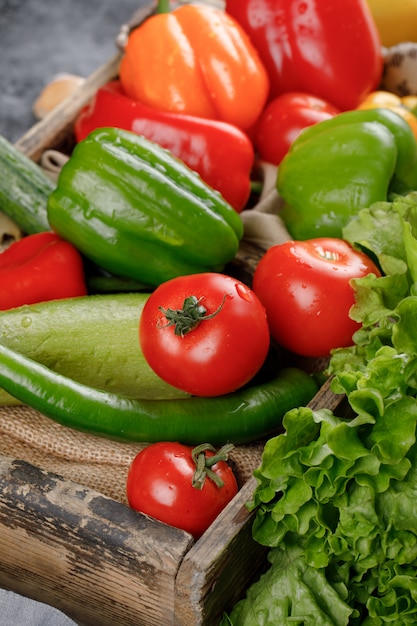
191,443 -> 235,490
156,0 -> 170,14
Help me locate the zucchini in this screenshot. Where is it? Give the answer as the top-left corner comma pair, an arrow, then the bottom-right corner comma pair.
0,293 -> 188,405
0,134 -> 54,234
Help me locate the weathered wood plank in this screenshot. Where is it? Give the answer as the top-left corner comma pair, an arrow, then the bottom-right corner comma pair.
0,457 -> 193,626
0,371 -> 351,626
174,476 -> 267,625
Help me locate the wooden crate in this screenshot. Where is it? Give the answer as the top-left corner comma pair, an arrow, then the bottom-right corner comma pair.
0,382 -> 350,626
0,3 -> 352,624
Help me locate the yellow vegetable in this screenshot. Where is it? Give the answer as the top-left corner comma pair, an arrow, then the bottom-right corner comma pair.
357,90 -> 417,139
365,0 -> 417,47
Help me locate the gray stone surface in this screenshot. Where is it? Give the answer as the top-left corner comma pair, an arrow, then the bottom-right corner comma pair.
0,0 -> 146,143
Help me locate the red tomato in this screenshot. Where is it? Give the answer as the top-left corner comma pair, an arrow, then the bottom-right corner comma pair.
139,272 -> 270,397
254,92 -> 340,165
252,238 -> 381,358
126,442 -> 239,539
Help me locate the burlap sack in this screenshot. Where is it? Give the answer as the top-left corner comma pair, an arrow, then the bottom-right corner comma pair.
0,404 -> 265,506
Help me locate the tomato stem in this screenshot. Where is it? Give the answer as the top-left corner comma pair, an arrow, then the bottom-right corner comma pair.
191,443 -> 235,490
158,294 -> 226,337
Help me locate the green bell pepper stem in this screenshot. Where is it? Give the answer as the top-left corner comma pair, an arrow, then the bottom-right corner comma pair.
278,120 -> 398,240
157,0 -> 170,13
0,343 -> 318,446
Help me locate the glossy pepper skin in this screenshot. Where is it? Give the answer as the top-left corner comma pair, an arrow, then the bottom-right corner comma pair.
119,3 -> 270,131
225,0 -> 383,111
0,232 -> 87,310
291,107 -> 417,191
0,341 -> 319,446
277,120 -> 398,240
278,108 -> 417,240
253,91 -> 340,166
74,80 -> 254,212
47,128 -> 244,288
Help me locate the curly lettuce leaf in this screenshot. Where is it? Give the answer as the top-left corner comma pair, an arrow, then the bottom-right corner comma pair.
235,397 -> 417,624
342,200 -> 407,276
392,296 -> 417,356
221,537 -> 354,626
224,193 -> 417,625
396,191 -> 417,284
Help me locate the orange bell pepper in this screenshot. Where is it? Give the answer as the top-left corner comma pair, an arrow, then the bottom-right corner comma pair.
357,90 -> 417,140
119,2 -> 270,132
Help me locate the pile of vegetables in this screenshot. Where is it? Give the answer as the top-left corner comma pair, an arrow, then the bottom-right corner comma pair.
1,0 -> 417,576
0,122 -> 321,446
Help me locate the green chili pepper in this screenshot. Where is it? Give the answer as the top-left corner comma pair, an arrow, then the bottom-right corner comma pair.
0,343 -> 318,446
47,127 -> 243,287
277,107 -> 417,240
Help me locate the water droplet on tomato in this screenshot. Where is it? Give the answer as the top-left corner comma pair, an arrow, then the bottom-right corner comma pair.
235,282 -> 252,302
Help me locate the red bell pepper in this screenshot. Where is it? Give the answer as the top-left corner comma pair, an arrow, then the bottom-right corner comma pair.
225,0 -> 383,112
0,232 -> 87,310
74,80 -> 254,212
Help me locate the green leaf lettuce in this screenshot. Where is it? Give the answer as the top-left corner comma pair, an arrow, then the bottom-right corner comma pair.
224,192 -> 417,625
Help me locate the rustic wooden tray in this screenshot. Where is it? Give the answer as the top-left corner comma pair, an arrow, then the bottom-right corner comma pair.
0,382 -> 350,626
0,3 -> 352,624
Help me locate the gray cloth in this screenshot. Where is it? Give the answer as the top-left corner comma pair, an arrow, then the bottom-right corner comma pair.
0,589 -> 77,625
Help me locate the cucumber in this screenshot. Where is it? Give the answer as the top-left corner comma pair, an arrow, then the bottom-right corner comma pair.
0,134 -> 54,234
0,293 -> 188,404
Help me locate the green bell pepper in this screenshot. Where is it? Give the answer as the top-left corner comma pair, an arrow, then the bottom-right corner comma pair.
277,108 -> 417,240
47,127 -> 244,287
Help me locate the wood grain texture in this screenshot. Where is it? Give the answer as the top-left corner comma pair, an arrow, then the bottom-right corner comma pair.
174,476 -> 268,625
0,456 -> 193,626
